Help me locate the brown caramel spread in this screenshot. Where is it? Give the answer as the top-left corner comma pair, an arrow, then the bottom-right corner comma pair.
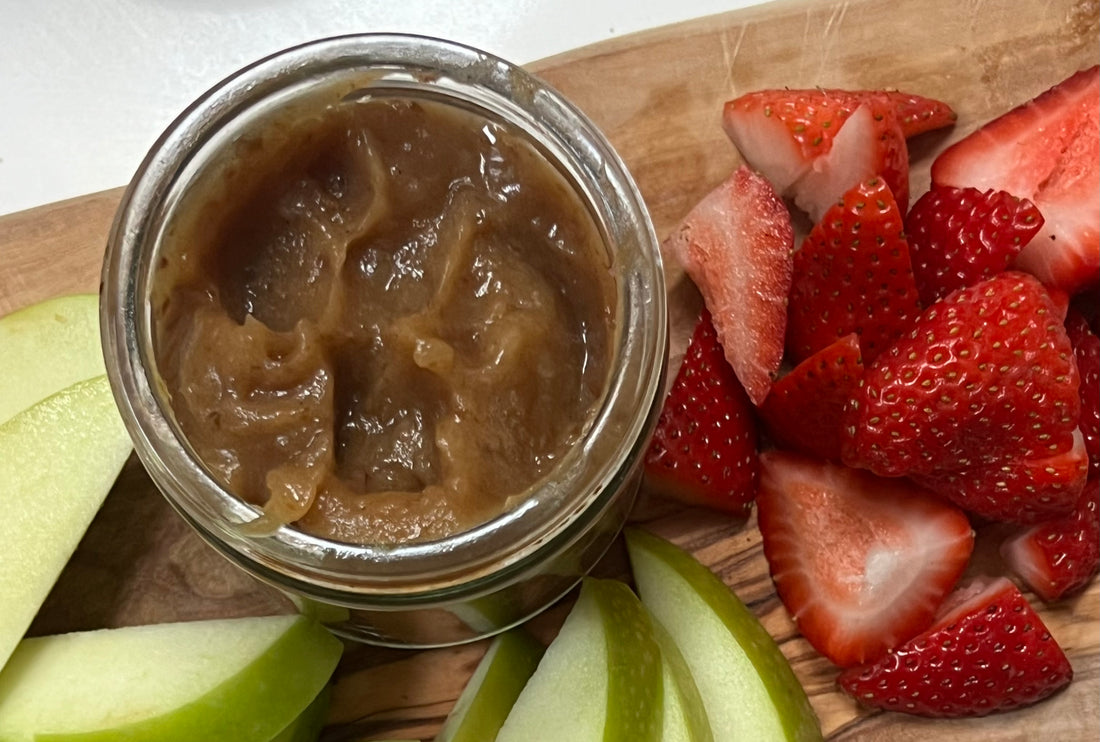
152,94 -> 616,545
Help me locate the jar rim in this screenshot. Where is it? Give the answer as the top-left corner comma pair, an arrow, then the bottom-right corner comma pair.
100,33 -> 667,604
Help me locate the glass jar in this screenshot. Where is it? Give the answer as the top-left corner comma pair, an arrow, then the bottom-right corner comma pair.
100,33 -> 667,647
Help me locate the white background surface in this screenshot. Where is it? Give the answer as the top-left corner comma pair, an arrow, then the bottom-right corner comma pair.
0,0 -> 766,216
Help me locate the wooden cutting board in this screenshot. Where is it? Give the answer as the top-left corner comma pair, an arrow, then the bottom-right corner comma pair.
1,0 -> 1098,739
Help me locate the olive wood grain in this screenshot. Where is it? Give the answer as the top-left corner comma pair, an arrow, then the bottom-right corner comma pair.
1,0 -> 1098,739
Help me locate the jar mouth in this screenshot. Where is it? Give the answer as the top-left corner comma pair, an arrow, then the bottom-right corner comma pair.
101,33 -> 667,603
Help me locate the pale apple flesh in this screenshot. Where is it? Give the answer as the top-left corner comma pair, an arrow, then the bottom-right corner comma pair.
496,578 -> 663,742
0,614 -> 343,742
625,528 -> 822,742
653,619 -> 714,742
0,375 -> 132,671
434,629 -> 544,742
0,294 -> 104,424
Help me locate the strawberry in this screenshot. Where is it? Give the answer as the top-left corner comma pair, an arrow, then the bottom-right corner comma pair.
906,185 -> 1045,305
842,272 -> 1080,479
838,577 -> 1074,717
1002,477 -> 1100,602
757,450 -> 974,668
722,88 -> 953,222
931,66 -> 1100,294
758,333 -> 863,461
643,309 -> 758,516
786,177 -> 922,363
1066,308 -> 1100,477
872,90 -> 957,137
1047,285 -> 1072,323
910,428 -> 1088,525
665,166 -> 794,405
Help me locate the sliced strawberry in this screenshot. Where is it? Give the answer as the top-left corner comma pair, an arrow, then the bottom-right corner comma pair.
643,309 -> 758,516
759,334 -> 863,461
757,450 -> 974,668
722,89 -> 861,194
843,272 -> 1081,478
911,428 -> 1088,524
1002,477 -> 1100,602
906,185 -> 1044,305
838,576 -> 1074,717
786,177 -> 922,363
722,88 -> 915,221
665,166 -> 794,405
1046,286 -> 1072,322
931,66 -> 1100,294
869,90 -> 957,137
1066,308 -> 1100,477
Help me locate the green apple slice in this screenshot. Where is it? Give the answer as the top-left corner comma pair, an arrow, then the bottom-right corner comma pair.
269,685 -> 330,742
434,628 -> 544,742
496,578 -> 662,742
0,614 -> 343,741
653,619 -> 713,742
0,375 -> 132,670
0,294 -> 104,424
625,528 -> 822,742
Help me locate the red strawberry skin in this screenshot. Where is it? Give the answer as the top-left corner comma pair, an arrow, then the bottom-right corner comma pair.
759,333 -> 863,461
838,577 -> 1074,717
906,185 -> 1044,305
842,272 -> 1080,478
910,429 -> 1088,525
665,166 -> 794,405
1002,476 -> 1100,602
786,177 -> 922,363
757,450 -> 974,668
1066,308 -> 1100,477
871,90 -> 957,137
931,66 -> 1100,294
643,309 -> 759,516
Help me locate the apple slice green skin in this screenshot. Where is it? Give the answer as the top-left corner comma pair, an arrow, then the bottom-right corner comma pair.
0,614 -> 343,742
625,528 -> 822,742
0,294 -> 104,425
434,628 -> 544,742
496,578 -> 663,742
269,685 -> 330,742
0,375 -> 132,671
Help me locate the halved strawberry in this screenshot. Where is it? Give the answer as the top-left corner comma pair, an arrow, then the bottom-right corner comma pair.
757,450 -> 974,668
842,272 -> 1081,478
838,577 -> 1073,717
722,88 -> 953,222
643,309 -> 758,516
665,166 -> 794,405
911,428 -> 1088,524
758,333 -> 863,461
786,177 -> 922,363
906,185 -> 1044,305
931,66 -> 1099,294
1002,477 -> 1100,602
1066,308 -> 1100,477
